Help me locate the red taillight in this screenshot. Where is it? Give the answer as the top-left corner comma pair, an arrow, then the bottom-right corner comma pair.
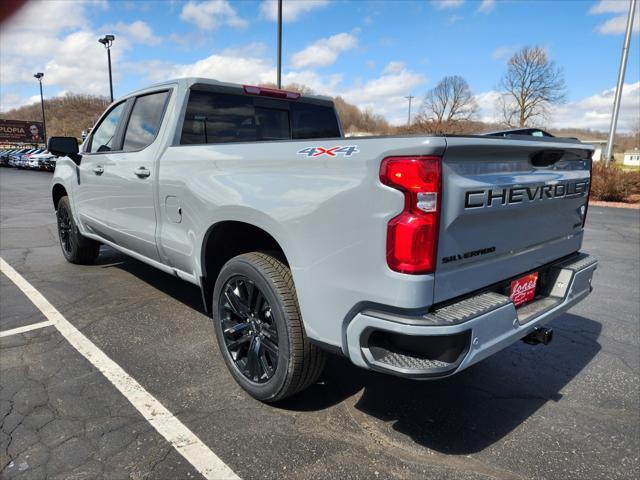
380,156 -> 441,274
242,84 -> 301,100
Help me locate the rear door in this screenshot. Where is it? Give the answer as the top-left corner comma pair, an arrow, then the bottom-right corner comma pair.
434,136 -> 592,303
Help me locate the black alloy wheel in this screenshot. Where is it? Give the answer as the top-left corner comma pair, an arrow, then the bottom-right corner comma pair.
57,203 -> 73,256
218,276 -> 280,383
212,252 -> 326,402
55,196 -> 100,264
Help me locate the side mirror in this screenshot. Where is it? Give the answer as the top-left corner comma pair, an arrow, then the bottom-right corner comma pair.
48,136 -> 81,165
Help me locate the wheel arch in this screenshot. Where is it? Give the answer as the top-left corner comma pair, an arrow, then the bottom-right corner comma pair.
52,183 -> 67,210
199,220 -> 290,314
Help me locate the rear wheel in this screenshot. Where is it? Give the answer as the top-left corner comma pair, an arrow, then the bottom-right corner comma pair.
212,252 -> 325,402
56,196 -> 100,264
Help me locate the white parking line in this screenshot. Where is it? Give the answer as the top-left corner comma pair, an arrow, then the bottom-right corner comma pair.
0,320 -> 55,338
0,258 -> 240,480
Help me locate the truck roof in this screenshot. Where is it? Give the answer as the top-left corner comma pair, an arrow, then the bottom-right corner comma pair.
128,77 -> 335,104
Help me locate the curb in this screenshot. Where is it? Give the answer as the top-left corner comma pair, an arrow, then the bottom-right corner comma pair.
589,200 -> 640,210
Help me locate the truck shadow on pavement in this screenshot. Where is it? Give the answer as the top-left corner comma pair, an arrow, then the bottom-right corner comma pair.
102,251 -> 602,455
280,314 -> 602,455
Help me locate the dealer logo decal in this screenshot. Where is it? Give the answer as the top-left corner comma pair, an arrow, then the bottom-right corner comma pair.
297,145 -> 359,157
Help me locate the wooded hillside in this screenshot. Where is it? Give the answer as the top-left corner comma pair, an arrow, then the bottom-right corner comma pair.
0,94 -> 110,138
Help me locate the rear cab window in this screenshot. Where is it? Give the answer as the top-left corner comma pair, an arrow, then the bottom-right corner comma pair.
180,88 -> 340,145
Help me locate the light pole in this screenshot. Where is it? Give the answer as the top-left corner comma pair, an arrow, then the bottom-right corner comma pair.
98,34 -> 115,102
605,0 -> 636,166
405,95 -> 415,126
277,0 -> 282,88
33,72 -> 47,144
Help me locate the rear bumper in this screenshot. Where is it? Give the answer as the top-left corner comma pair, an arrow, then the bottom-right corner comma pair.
345,253 -> 597,379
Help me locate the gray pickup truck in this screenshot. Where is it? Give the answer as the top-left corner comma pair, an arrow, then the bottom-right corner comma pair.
49,78 -> 597,402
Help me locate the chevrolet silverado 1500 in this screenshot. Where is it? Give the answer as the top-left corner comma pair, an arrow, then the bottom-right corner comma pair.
49,78 -> 597,401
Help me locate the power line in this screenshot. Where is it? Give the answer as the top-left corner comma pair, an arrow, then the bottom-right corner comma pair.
405,95 -> 415,126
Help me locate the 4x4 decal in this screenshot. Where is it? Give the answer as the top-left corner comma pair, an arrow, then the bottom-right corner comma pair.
297,145 -> 359,157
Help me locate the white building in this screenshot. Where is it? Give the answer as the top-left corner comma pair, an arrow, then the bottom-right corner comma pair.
584,140 -> 609,162
623,149 -> 640,167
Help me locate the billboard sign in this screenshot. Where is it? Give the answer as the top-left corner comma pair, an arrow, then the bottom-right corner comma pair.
0,119 -> 45,144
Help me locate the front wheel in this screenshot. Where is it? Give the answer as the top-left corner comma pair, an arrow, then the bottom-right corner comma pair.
212,252 -> 325,402
56,196 -> 100,264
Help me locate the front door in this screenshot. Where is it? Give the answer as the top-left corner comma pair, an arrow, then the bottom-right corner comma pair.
103,90 -> 170,261
75,101 -> 126,243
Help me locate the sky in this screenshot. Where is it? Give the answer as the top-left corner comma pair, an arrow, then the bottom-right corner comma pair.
1,0 -> 639,131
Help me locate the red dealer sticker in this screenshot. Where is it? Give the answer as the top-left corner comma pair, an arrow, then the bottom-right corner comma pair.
509,272 -> 538,307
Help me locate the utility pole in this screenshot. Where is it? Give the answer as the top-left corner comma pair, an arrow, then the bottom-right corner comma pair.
99,35 -> 116,102
605,0 -> 636,166
405,95 -> 415,126
277,0 -> 282,88
33,73 -> 47,144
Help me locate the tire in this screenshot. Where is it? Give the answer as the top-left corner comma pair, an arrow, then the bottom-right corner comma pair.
56,196 -> 100,264
212,252 -> 325,402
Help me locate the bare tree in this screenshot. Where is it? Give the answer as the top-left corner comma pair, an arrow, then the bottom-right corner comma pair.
417,75 -> 478,128
498,46 -> 567,128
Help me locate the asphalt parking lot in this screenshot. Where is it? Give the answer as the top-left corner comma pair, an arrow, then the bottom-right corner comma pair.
1,167 -> 638,480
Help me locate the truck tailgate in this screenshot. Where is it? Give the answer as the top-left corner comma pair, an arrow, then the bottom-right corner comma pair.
434,136 -> 592,303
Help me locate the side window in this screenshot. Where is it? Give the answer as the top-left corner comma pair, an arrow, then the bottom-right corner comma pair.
291,102 -> 340,139
180,91 -> 290,144
123,91 -> 169,151
181,91 -> 255,144
89,102 -> 125,153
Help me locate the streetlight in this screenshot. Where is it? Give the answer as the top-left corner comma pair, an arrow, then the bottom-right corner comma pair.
98,34 -> 115,102
33,72 -> 47,144
276,0 -> 282,88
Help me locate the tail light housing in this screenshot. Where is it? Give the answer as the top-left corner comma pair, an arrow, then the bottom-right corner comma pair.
380,156 -> 441,274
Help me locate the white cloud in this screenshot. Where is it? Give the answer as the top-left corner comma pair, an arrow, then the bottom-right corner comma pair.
157,52 -> 276,85
492,46 -> 512,60
105,20 -> 161,45
0,0 -> 123,96
595,13 -> 640,34
260,0 -> 329,22
382,61 -> 405,74
478,0 -> 495,13
340,67 -> 427,125
0,92 -> 41,113
473,90 -> 501,123
180,0 -> 247,30
290,33 -> 357,69
447,14 -> 463,25
588,0 -> 631,15
432,0 -> 464,9
589,0 -> 639,35
550,82 -> 640,132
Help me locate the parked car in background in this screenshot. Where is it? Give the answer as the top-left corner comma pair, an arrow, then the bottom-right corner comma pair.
20,148 -> 45,169
44,157 -> 57,171
9,148 -> 32,167
30,150 -> 56,170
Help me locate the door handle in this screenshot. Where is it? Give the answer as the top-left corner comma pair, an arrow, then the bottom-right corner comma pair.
134,167 -> 150,178
93,165 -> 104,175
